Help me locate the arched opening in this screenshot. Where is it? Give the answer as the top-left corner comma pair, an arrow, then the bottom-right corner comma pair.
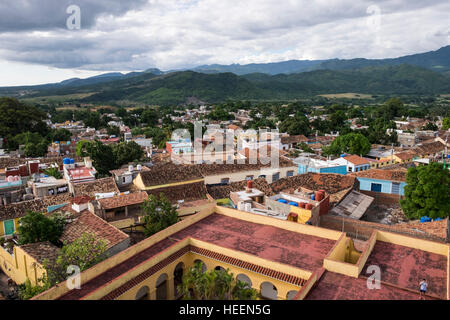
214,266 -> 226,273
286,290 -> 298,300
155,273 -> 168,300
193,259 -> 207,273
173,262 -> 185,299
236,274 -> 252,287
260,282 -> 278,300
135,286 -> 149,300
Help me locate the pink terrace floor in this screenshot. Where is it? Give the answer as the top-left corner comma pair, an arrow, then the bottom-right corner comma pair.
360,241 -> 448,299
58,213 -> 336,300
306,271 -> 437,300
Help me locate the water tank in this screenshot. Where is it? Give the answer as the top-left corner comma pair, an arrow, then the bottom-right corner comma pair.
315,191 -> 324,202
63,158 -> 71,165
70,159 -> 75,164
277,199 -> 288,204
6,176 -> 14,182
137,164 -> 142,171
305,203 -> 314,210
245,203 -> 252,212
311,194 -> 316,201
247,180 -> 253,189
299,202 -> 306,209
289,202 -> 299,207
128,165 -> 134,172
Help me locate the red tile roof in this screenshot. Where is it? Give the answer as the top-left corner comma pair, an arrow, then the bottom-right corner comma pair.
98,192 -> 148,210
352,169 -> 407,182
20,241 -> 60,265
59,209 -> 129,249
344,155 -> 369,166
73,177 -> 119,197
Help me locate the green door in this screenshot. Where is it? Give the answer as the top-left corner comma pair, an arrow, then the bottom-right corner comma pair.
4,220 -> 15,236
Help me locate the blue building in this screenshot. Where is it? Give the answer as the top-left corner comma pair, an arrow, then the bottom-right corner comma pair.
294,156 -> 348,175
354,169 -> 407,196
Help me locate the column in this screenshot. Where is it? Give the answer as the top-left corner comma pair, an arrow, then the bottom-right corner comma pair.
167,276 -> 175,300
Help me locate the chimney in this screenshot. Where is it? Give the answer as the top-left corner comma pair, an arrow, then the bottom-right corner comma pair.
84,157 -> 92,169
246,180 -> 253,193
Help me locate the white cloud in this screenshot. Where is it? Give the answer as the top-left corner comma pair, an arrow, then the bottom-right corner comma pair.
0,0 -> 449,85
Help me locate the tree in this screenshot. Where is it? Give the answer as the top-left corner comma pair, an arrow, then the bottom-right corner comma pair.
322,133 -> 371,157
141,194 -> 179,237
76,140 -> 116,176
17,211 -> 66,245
115,107 -> 128,119
141,109 -> 160,127
144,127 -> 168,148
44,233 -> 107,286
50,128 -> 72,142
179,262 -> 258,300
400,163 -> 450,220
279,116 -> 311,136
44,166 -> 62,179
0,97 -> 48,137
443,118 -> 450,130
18,279 -> 50,300
112,141 -> 144,167
106,125 -> 121,137
422,122 -> 438,131
8,132 -> 49,157
299,142 -> 314,154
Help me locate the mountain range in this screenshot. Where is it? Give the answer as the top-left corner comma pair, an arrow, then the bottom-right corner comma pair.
0,46 -> 449,105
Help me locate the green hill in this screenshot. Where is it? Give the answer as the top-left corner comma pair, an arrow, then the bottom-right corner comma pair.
1,64 -> 449,106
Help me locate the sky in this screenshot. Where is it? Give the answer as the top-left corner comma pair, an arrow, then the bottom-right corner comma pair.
0,0 -> 449,86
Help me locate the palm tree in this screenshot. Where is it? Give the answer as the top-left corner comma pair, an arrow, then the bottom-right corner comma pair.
178,262 -> 258,300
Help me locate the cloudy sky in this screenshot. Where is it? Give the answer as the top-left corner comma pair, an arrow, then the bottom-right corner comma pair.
0,0 -> 449,86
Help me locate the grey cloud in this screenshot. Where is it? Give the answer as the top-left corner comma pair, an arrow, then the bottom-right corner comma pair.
0,0 -> 448,72
0,0 -> 148,32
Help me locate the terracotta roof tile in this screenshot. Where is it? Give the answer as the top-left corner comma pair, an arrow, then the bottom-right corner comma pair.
281,135 -> 308,144
0,199 -> 46,220
20,241 -> 60,265
98,192 -> 148,210
73,177 -> 119,197
414,141 -> 445,156
59,210 -> 129,249
344,155 -> 370,166
138,163 -> 203,187
352,169 -> 407,182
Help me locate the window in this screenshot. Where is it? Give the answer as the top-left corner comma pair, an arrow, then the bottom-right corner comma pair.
122,177 -> 126,183
259,175 -> 266,180
3,220 -> 15,236
371,183 -> 382,193
272,172 -> 280,182
391,182 -> 400,195
348,167 -> 353,172
287,171 -> 294,177
245,175 -> 254,181
220,178 -> 230,185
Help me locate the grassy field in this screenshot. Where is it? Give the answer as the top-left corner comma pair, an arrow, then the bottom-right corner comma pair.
22,92 -> 97,104
318,93 -> 374,99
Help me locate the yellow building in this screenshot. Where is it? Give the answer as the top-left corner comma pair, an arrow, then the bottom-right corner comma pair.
31,204 -> 450,301
0,242 -> 59,286
0,199 -> 46,238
